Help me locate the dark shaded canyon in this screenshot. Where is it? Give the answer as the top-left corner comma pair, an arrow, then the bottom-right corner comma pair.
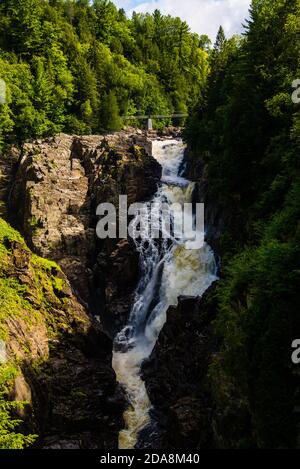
0,130 -> 163,448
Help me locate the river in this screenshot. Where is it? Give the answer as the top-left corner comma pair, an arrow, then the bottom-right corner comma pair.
112,139 -> 217,449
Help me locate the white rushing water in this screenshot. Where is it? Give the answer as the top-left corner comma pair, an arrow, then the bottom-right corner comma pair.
112,140 -> 218,449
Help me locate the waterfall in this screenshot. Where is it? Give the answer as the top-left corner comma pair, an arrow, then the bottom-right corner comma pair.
112,140 -> 218,449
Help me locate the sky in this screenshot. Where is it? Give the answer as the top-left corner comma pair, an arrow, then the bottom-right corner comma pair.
113,0 -> 251,41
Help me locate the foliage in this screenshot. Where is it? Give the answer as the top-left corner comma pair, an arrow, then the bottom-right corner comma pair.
0,364 -> 37,449
0,0 -> 209,143
0,217 -> 87,448
185,0 -> 300,448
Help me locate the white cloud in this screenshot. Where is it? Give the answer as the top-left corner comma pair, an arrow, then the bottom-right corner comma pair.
114,0 -> 251,41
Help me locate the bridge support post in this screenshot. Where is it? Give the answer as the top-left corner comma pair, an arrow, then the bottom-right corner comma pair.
147,118 -> 153,131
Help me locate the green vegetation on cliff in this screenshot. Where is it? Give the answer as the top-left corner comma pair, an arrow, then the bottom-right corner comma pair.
185,0 -> 300,448
0,364 -> 36,449
0,218 -> 71,341
0,0 -> 299,451
0,0 -> 209,143
0,217 -> 90,448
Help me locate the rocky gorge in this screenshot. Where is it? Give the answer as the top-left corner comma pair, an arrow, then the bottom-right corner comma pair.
138,150 -> 226,450
0,217 -> 124,449
0,130 -> 165,448
10,132 -> 162,335
0,128 -> 248,449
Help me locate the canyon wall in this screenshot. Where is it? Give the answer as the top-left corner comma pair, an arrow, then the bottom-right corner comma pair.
0,218 -> 124,448
0,130 -> 162,448
10,131 -> 161,335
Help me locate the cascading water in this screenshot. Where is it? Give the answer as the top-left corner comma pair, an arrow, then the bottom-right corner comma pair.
112,140 -> 218,449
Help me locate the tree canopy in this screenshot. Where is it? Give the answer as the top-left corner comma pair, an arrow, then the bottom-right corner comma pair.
185,0 -> 300,448
0,0 -> 209,144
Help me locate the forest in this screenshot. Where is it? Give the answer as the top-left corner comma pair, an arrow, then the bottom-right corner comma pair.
185,0 -> 300,448
0,0 -> 209,146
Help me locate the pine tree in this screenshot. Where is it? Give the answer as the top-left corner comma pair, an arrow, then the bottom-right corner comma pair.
101,91 -> 123,132
0,0 -> 42,56
214,25 -> 226,52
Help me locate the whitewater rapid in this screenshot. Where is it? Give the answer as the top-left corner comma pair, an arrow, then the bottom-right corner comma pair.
112,140 -> 217,449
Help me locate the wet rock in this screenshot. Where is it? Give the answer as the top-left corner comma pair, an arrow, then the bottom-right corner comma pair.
10,132 -> 161,333
183,148 -> 234,256
141,284 -> 219,449
0,222 -> 125,449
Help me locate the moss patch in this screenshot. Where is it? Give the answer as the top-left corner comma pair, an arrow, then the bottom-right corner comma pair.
0,363 -> 37,449
0,217 -> 97,448
0,218 -> 71,341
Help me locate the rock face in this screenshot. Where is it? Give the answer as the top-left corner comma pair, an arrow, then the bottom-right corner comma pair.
10,132 -> 161,335
0,146 -> 20,218
0,218 -> 124,449
0,130 -> 163,448
141,285 -> 219,449
184,149 -> 234,257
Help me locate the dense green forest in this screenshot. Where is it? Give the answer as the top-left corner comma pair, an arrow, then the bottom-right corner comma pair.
0,0 -> 209,146
185,0 -> 300,448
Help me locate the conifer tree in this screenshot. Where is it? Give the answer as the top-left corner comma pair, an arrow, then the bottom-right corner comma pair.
214,25 -> 226,52
101,91 -> 123,132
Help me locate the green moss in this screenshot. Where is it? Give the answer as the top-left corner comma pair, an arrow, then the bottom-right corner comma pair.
0,220 -> 36,339
0,217 -> 91,447
132,144 -> 145,159
70,388 -> 88,400
0,364 -> 37,449
0,277 -> 36,341
27,215 -> 40,235
52,276 -> 64,292
0,219 -> 24,244
32,254 -> 66,301
0,218 -> 26,259
31,253 -> 60,273
0,218 -> 72,341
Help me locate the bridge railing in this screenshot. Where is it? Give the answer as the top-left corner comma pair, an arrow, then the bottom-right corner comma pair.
122,113 -> 188,130
122,113 -> 188,120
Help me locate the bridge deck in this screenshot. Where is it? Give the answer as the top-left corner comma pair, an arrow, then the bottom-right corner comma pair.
123,113 -> 188,119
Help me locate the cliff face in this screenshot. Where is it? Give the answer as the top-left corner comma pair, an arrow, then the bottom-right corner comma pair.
183,149 -> 233,256
10,132 -> 161,335
0,218 -> 124,449
0,130 -> 162,448
140,287 -> 219,449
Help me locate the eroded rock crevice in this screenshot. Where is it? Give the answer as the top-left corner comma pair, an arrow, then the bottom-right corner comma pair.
10,131 -> 161,336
